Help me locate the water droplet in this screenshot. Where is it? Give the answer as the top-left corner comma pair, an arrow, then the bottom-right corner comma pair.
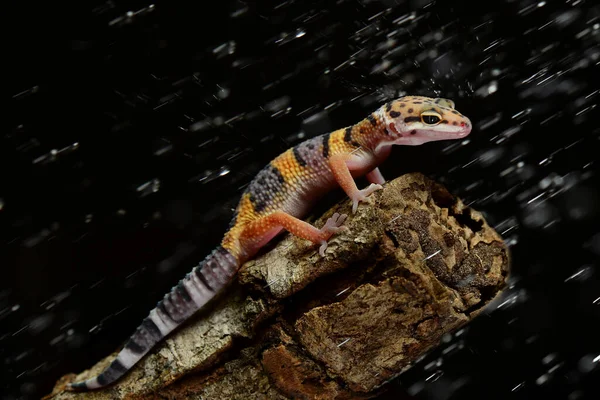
425,370 -> 443,382
577,354 -> 600,373
477,148 -> 504,167
521,202 -> 559,229
536,373 -> 549,385
218,167 -> 230,177
542,353 -> 557,365
564,265 -> 593,283
29,314 -> 54,335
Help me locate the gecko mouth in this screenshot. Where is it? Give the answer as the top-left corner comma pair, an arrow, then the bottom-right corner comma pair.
420,125 -> 472,139
454,126 -> 472,138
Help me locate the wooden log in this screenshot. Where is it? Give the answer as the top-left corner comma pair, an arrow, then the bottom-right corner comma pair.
45,173 -> 509,399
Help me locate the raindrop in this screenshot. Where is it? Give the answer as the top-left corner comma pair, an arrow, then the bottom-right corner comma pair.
564,265 -> 593,283
264,96 -> 291,113
218,167 -> 230,177
212,41 -> 236,58
136,179 -> 161,197
425,370 -> 443,382
216,87 -> 230,99
28,314 -> 54,335
577,354 -> 600,373
554,10 -> 581,28
569,391 -> 584,400
535,373 -> 549,385
521,202 -> 559,229
563,186 -> 600,221
474,80 -> 498,97
542,353 -> 557,365
189,119 -> 211,133
407,381 -> 424,396
477,147 -> 504,167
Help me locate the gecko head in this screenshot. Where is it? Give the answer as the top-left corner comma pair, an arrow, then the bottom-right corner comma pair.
381,96 -> 472,146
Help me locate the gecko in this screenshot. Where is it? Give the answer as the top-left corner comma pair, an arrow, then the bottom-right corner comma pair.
69,95 -> 472,390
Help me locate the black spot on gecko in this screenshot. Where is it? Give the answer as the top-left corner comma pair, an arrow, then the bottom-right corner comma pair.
367,113 -> 378,126
410,130 -> 417,135
141,319 -> 162,341
399,103 -> 406,108
451,110 -> 459,115
195,267 -> 214,291
344,127 -> 353,143
413,101 -> 422,104
452,121 -> 458,125
408,108 -> 414,113
247,164 -> 286,212
389,110 -> 401,118
404,116 -> 420,123
307,143 -> 314,150
107,359 -> 127,375
435,99 -> 442,104
227,208 -> 239,229
157,301 -> 176,323
125,338 -> 145,354
322,132 -> 331,158
176,281 -> 192,303
271,165 -> 285,184
292,145 -> 307,167
385,102 -> 392,112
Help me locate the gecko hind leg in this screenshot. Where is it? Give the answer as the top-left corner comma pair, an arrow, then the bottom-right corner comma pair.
240,211 -> 347,256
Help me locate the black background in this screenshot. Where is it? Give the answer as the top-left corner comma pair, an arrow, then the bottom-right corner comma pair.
2,0 -> 600,399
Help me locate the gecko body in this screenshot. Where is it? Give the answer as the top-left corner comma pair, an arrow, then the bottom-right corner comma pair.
70,96 -> 471,390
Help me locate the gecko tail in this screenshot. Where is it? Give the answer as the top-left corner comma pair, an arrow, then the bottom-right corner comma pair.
68,246 -> 239,391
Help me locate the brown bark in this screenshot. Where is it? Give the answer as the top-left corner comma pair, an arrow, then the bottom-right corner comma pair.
45,173 -> 510,399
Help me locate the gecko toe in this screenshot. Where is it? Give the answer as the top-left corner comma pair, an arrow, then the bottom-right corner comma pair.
319,240 -> 328,256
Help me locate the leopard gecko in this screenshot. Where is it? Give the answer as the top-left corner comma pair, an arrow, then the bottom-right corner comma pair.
69,95 -> 472,390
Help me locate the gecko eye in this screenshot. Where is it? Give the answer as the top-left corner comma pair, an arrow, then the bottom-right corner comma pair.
421,112 -> 442,125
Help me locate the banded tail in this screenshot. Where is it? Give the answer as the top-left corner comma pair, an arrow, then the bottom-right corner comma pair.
69,246 -> 239,391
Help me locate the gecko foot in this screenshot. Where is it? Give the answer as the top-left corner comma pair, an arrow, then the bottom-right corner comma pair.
351,183 -> 383,213
318,212 -> 348,256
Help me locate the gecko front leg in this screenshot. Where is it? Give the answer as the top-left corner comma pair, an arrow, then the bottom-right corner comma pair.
366,167 -> 386,185
329,153 -> 383,213
239,211 -> 348,256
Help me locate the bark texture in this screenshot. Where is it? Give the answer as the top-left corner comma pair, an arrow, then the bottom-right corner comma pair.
46,173 -> 510,399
